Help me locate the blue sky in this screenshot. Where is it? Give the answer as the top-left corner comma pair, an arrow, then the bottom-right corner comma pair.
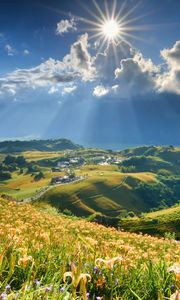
0,0 -> 180,148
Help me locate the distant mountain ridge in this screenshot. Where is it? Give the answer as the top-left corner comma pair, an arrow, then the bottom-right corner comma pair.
0,139 -> 82,153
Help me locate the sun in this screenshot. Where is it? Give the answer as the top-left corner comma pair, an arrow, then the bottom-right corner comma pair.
102,19 -> 121,40
79,0 -> 146,51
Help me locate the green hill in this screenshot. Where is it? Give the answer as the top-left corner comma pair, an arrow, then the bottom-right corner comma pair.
0,139 -> 82,153
119,145 -> 180,158
36,171 -> 158,217
120,205 -> 180,239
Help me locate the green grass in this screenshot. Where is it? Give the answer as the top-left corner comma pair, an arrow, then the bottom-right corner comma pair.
22,151 -> 65,161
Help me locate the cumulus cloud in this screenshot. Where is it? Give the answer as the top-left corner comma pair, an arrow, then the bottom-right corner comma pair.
1,34 -> 180,99
93,85 -> 109,97
63,33 -> 95,81
94,41 -> 134,83
62,85 -> 77,95
157,41 -> 180,94
114,54 -> 157,97
161,41 -> 180,66
91,41 -> 159,98
5,44 -> 16,56
113,40 -> 180,97
92,40 -> 180,97
56,18 -> 77,35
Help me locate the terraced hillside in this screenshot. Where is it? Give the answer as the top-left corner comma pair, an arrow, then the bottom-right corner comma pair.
36,170 -> 157,217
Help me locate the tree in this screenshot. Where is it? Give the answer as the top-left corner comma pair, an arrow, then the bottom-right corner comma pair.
0,171 -> 12,181
3,155 -> 16,165
34,172 -> 44,181
27,165 -> 39,174
16,156 -> 26,167
127,211 -> 136,218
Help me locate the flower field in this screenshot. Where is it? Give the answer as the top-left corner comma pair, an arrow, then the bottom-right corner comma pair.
0,198 -> 179,299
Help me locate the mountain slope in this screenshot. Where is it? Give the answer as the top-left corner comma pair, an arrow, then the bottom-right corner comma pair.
36,172 -> 157,217
0,139 -> 82,153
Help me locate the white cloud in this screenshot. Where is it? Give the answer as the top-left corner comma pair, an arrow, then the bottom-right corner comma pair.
113,51 -> 158,97
63,33 -> 95,81
62,85 -> 77,95
1,35 -> 180,99
157,41 -> 180,94
0,58 -> 77,95
94,41 -> 134,82
93,85 -> 109,97
56,18 -> 77,35
23,49 -> 30,56
0,34 -> 95,96
5,44 -> 16,56
48,86 -> 59,94
161,41 -> 180,67
133,52 -> 160,74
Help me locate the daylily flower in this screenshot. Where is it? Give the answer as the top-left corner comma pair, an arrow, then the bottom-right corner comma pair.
63,262 -> 91,300
170,290 -> 180,300
95,256 -> 123,269
168,263 -> 180,274
168,263 -> 180,287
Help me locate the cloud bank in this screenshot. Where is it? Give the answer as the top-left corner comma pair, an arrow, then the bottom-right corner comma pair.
0,33 -> 180,99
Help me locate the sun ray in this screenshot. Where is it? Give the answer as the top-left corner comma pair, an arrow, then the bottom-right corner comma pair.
78,0 -> 105,25
96,37 -> 109,53
104,0 -> 110,20
111,0 -> 117,20
119,1 -> 142,24
121,31 -> 148,43
122,25 -> 152,32
112,41 -> 121,67
120,13 -> 152,27
114,0 -> 128,21
88,32 -> 104,40
92,0 -> 107,22
80,18 -> 102,28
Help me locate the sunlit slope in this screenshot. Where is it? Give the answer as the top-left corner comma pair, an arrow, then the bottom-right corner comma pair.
37,171 -> 156,217
0,169 -> 65,200
120,205 -> 180,239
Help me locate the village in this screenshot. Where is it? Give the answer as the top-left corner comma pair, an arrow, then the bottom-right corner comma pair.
50,154 -> 124,185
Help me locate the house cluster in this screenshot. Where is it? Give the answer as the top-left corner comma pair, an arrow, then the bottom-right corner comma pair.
51,175 -> 81,185
93,156 -> 123,165
51,157 -> 84,172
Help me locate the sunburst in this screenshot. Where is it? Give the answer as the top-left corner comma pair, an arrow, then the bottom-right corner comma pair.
79,0 -> 148,50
